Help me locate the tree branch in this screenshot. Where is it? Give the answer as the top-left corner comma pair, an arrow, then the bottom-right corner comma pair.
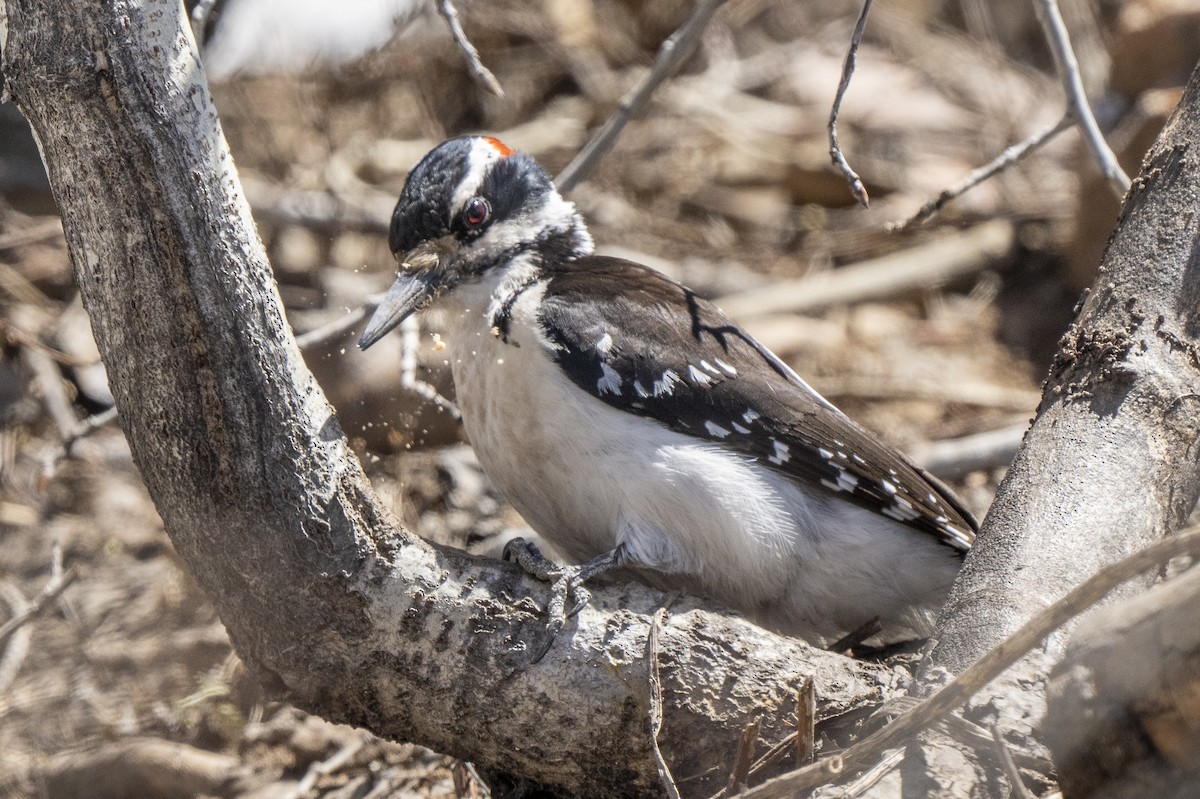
1033,0 -> 1131,198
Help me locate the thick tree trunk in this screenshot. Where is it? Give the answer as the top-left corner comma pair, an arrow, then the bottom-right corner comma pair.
901,60 -> 1200,797
0,2 -> 905,796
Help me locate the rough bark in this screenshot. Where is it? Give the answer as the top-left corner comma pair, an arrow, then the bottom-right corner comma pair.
896,59 -> 1200,798
1044,564 -> 1200,798
0,2 -> 906,797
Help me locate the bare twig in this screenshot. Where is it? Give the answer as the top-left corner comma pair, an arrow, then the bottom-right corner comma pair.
828,0 -> 874,208
889,113 -> 1074,231
938,714 -> 1052,774
0,582 -> 32,692
647,606 -> 682,799
1033,0 -> 1130,198
738,525 -> 1200,798
795,679 -> 816,767
826,617 -> 882,654
556,0 -> 729,192
63,406 -> 119,453
399,316 -> 460,419
295,303 -> 377,351
297,299 -> 459,417
990,724 -> 1037,799
436,0 -> 504,97
20,343 -> 78,440
0,560 -> 76,649
451,761 -> 492,799
722,717 -> 760,797
287,735 -> 366,799
828,747 -> 903,799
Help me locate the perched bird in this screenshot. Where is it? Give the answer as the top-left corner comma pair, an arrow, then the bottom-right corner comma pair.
359,136 -> 976,645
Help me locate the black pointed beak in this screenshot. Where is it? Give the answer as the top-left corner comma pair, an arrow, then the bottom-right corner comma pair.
358,270 -> 441,350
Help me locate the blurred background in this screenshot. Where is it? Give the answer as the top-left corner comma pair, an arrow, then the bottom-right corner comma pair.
0,0 -> 1197,796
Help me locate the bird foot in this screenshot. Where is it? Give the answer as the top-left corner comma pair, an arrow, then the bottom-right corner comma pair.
503,538 -> 615,660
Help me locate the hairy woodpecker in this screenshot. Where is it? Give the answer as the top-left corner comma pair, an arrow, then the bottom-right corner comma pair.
359,136 -> 977,645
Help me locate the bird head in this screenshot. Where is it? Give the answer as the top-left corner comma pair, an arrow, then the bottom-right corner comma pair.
358,136 -> 592,349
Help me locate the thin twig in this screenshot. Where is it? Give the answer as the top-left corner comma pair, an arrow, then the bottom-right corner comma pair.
399,316 -> 460,419
62,406 -> 119,454
286,735 -> 366,799
647,606 -> 682,799
295,303 -> 377,351
300,297 -> 460,418
826,617 -> 881,654
20,344 -> 78,440
1033,0 -> 1130,198
722,717 -> 761,797
0,562 -> 76,649
990,724 -> 1036,799
737,525 -> 1200,798
436,0 -> 504,98
556,0 -> 729,192
796,679 -> 815,766
889,113 -> 1074,231
0,582 -> 32,692
828,747 -> 903,799
941,714 -> 1052,774
828,0 -> 874,208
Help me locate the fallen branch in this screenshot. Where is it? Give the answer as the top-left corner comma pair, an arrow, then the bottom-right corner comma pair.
715,220 -> 1013,320
906,422 -> 1028,480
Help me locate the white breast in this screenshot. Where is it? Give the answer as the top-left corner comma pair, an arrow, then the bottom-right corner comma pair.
435,275 -> 961,644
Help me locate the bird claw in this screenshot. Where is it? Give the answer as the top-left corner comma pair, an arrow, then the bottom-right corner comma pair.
503,537 -> 596,660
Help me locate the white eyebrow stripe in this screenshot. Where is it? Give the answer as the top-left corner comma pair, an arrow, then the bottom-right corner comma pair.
450,139 -> 505,214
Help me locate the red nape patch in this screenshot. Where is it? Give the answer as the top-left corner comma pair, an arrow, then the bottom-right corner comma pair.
483,136 -> 516,157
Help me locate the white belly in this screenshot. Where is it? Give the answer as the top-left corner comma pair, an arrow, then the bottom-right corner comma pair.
436,284 -> 961,643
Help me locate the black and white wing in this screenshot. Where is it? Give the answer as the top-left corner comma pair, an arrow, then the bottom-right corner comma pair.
536,256 -> 976,552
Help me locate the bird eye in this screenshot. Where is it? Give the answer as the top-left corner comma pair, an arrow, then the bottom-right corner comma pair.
463,196 -> 491,229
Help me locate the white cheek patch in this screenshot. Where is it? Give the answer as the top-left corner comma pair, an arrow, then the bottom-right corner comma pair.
472,192 -> 594,258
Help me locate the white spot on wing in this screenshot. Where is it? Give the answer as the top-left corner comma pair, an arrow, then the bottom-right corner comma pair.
742,409 -> 761,424
731,422 -> 750,434
653,370 -> 680,396
714,358 -> 737,376
880,479 -> 897,495
700,360 -> 721,375
704,421 -> 731,438
687,364 -> 713,386
597,362 -> 622,395
595,333 -> 614,354
633,380 -> 649,398
768,439 -> 791,465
